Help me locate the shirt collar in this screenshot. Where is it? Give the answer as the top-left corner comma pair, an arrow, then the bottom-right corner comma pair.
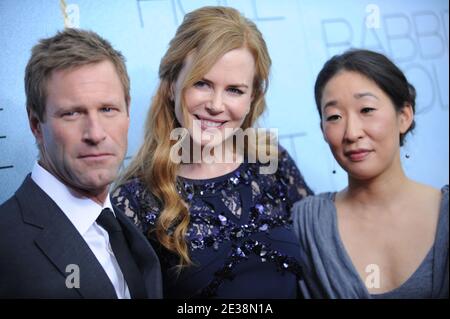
31,162 -> 114,235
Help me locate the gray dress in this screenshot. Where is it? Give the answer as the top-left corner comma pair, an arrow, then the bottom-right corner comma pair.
292,185 -> 449,299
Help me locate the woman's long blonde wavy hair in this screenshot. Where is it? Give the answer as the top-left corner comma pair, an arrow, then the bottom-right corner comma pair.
116,6 -> 274,266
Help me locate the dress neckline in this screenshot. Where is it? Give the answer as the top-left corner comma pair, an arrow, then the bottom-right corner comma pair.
178,162 -> 247,184
326,185 -> 447,297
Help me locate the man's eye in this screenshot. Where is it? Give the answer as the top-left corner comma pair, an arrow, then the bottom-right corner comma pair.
101,107 -> 120,113
62,111 -> 79,118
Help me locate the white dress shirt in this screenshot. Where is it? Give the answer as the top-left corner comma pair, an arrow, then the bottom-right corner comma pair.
31,162 -> 131,299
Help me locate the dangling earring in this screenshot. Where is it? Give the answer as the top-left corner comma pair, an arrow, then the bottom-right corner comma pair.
403,146 -> 411,159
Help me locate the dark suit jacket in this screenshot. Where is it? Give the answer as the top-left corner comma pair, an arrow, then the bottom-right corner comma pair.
0,175 -> 163,298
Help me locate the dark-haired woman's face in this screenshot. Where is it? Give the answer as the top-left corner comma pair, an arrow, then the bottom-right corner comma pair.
320,71 -> 413,180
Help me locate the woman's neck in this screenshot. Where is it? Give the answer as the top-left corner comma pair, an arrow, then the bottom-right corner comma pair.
178,148 -> 244,180
342,155 -> 412,210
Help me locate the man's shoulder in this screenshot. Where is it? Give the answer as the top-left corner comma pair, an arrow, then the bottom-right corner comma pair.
0,175 -> 40,226
0,177 -> 26,214
0,192 -> 20,214
0,194 -> 26,244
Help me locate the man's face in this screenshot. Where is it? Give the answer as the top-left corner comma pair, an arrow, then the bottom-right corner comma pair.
30,60 -> 129,203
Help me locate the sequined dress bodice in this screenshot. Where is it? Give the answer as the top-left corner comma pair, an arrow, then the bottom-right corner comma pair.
112,149 -> 312,298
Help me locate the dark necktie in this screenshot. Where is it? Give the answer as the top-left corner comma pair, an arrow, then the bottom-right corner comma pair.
96,208 -> 147,299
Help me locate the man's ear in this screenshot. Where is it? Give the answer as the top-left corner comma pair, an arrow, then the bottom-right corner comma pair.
399,103 -> 414,134
28,109 -> 43,144
126,97 -> 131,116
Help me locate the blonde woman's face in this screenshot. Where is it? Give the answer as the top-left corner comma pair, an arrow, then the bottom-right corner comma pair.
173,47 -> 255,148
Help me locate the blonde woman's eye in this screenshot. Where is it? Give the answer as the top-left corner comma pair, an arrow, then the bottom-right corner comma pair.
228,87 -> 244,95
194,81 -> 208,88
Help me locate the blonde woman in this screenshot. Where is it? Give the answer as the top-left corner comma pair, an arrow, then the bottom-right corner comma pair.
112,6 -> 312,298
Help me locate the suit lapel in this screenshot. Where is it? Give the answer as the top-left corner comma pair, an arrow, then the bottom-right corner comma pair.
115,206 -> 163,298
16,176 -> 118,299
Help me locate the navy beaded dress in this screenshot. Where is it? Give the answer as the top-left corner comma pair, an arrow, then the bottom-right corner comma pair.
112,148 -> 313,298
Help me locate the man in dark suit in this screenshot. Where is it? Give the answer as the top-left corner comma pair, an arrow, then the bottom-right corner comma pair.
0,29 -> 162,298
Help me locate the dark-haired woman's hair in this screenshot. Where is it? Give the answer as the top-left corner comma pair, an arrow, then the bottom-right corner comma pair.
314,49 -> 416,146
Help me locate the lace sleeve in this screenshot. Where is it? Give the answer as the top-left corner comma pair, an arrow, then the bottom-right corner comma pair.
278,146 -> 314,204
111,179 -> 148,232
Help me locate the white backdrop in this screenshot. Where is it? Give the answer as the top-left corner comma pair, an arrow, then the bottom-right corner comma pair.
0,0 -> 448,204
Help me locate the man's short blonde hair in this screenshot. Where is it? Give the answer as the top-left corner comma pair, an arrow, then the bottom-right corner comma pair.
25,28 -> 130,121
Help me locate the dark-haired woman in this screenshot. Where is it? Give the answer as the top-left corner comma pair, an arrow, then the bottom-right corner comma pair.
292,49 -> 448,299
